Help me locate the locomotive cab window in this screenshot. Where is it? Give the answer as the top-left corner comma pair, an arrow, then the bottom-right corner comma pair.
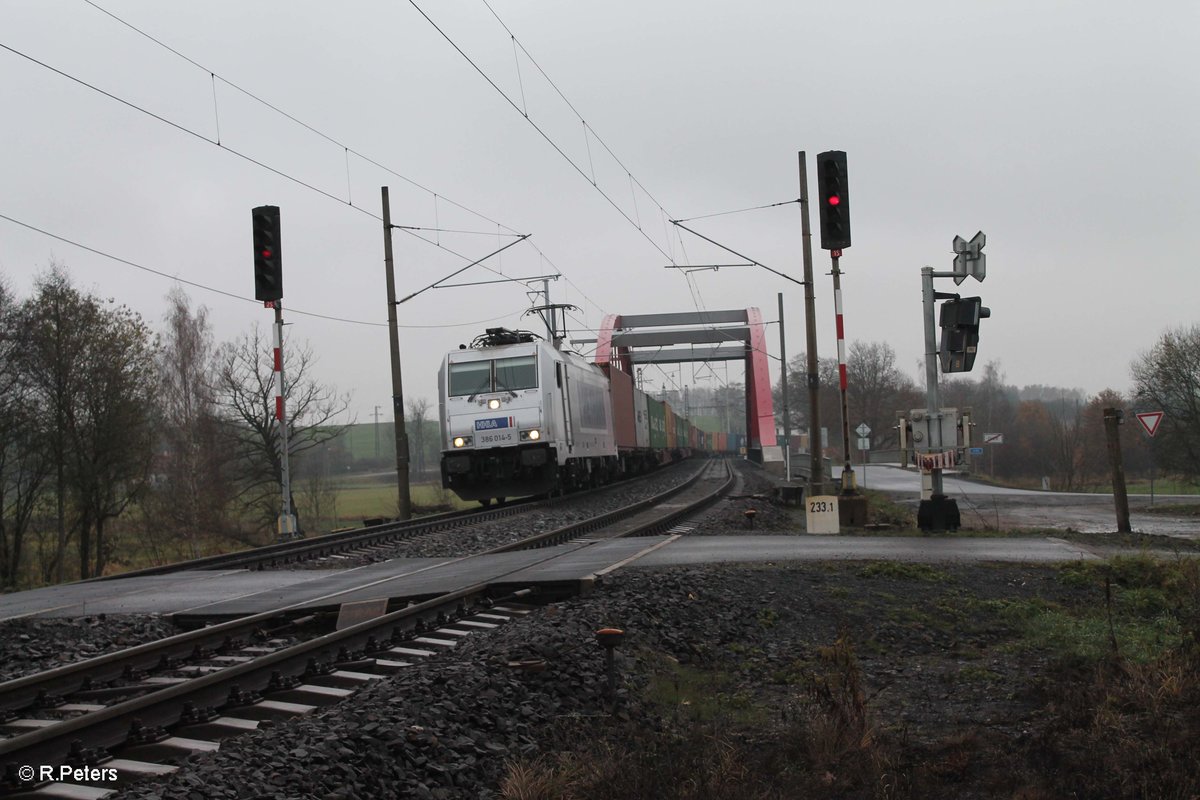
495,355 -> 537,392
448,355 -> 537,396
448,361 -> 492,397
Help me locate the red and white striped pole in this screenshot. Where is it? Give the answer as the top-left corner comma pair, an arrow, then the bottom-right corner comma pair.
270,300 -> 297,538
830,250 -> 855,492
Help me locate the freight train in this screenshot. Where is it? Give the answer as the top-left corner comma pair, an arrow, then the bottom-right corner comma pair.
438,328 -> 745,505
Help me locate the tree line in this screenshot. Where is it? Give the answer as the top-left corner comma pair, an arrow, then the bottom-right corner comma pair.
774,333 -> 1200,490
0,266 -> 351,589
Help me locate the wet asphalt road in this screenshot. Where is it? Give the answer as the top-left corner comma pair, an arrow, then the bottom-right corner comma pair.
834,464 -> 1199,538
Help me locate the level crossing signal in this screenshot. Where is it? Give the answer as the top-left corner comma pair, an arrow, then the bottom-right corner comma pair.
938,296 -> 990,373
816,150 -> 851,251
252,205 -> 283,302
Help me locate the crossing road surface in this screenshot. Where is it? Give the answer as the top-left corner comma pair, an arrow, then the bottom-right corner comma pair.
833,464 -> 1198,538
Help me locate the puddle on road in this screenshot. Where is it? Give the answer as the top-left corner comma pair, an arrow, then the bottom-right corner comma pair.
960,496 -> 1199,539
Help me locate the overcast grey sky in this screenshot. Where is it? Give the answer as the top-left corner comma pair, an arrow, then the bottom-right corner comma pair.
2,1 -> 1196,426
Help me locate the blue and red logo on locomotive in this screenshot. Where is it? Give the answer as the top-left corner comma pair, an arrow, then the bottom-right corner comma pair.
474,416 -> 515,431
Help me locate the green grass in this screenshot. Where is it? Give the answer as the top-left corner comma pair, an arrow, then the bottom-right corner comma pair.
329,479 -> 472,520
1104,477 -> 1200,496
967,556 -> 1200,665
646,656 -> 766,725
1144,502 -> 1200,517
858,562 -> 951,582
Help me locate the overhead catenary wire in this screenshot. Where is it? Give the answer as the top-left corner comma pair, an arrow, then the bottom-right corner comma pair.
81,0 -> 517,233
31,0 -> 806,353
14,5 -> 579,290
0,210 -> 525,330
479,0 -> 676,219
409,0 -> 675,263
0,35 -> 542,290
671,220 -> 805,289
77,0 -> 741,329
671,199 -> 801,224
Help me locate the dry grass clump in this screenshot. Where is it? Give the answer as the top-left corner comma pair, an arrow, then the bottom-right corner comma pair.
504,558 -> 1200,799
1021,558 -> 1200,799
500,724 -> 769,800
502,633 -> 914,800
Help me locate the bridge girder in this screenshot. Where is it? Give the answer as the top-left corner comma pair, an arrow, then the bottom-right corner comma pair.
595,308 -> 777,462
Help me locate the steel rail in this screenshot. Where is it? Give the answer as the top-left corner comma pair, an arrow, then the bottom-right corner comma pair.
0,462 -> 714,715
0,584 -> 491,781
489,458 -> 732,552
0,459 -> 731,789
90,461 -> 704,580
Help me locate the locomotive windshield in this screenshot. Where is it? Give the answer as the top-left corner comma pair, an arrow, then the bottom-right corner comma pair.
448,361 -> 491,396
495,355 -> 537,391
448,354 -> 537,396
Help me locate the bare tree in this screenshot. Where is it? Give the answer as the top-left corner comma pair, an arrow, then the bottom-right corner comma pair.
1045,398 -> 1087,491
23,267 -> 158,579
67,301 -> 158,576
22,267 -> 93,580
149,288 -> 231,558
775,353 -> 838,454
847,341 -> 921,451
1009,401 -> 1060,487
406,397 -> 431,477
1132,325 -> 1200,481
213,324 -> 352,537
0,277 -> 52,587
296,441 -> 339,532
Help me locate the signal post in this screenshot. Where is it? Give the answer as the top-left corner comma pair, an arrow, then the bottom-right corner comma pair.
915,232 -> 990,532
252,205 -> 299,540
815,150 -> 867,526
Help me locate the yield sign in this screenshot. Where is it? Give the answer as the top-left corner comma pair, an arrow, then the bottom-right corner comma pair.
1135,411 -> 1164,437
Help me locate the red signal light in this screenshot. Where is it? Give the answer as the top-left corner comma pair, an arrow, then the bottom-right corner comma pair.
262,249 -> 273,258
827,195 -> 841,206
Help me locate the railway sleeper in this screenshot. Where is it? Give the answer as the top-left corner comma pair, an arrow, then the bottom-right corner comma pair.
4,603 -> 529,799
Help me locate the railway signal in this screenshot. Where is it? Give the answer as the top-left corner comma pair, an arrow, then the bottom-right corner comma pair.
252,205 -> 283,302
815,150 -> 851,251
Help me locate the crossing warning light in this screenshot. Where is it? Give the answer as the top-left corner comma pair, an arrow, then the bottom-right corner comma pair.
939,296 -> 990,373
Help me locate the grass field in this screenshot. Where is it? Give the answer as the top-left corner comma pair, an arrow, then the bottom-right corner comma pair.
1112,477 -> 1200,495
325,470 -> 474,521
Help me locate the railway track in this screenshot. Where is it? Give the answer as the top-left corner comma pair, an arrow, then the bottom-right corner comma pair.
0,459 -> 733,798
90,461 -> 705,580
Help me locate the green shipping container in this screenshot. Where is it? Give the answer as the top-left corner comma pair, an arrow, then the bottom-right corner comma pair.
646,397 -> 667,450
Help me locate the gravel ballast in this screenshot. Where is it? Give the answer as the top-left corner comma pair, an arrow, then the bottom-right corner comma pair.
0,615 -> 179,683
110,555 -> 1114,800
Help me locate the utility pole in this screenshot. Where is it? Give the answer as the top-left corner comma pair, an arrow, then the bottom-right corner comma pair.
1103,407 -> 1132,532
373,405 -> 381,460
381,187 -> 412,520
797,152 -> 824,493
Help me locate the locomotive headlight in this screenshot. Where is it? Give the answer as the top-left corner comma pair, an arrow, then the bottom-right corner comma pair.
487,398 -> 501,410
453,436 -> 471,448
528,428 -> 540,440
